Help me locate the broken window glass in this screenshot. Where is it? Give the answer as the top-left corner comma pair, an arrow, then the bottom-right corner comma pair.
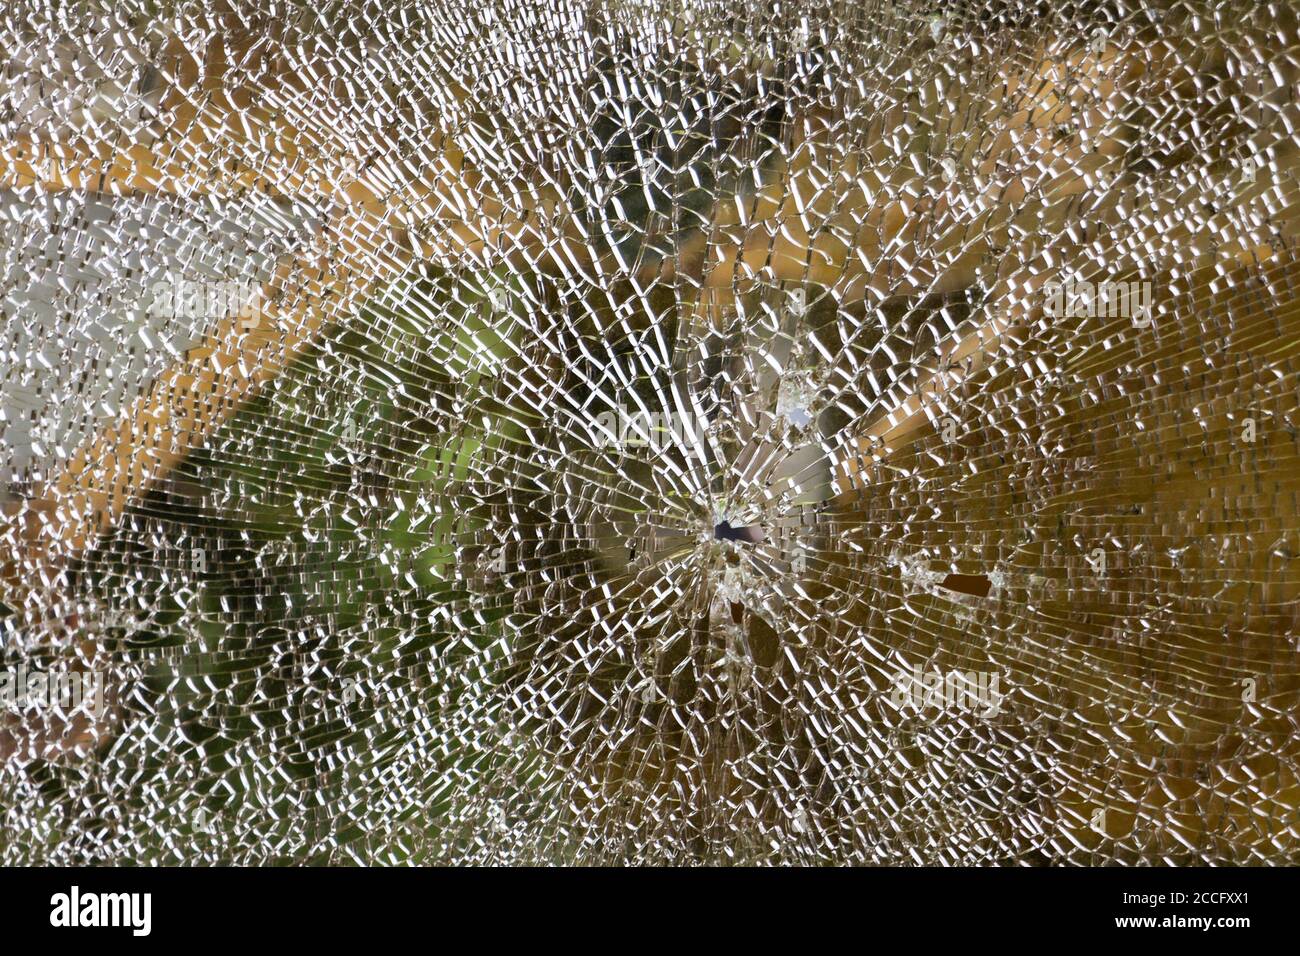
1,0 -> 1299,865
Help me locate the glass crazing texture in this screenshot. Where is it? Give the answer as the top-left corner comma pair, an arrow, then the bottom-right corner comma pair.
2,0 -> 1300,864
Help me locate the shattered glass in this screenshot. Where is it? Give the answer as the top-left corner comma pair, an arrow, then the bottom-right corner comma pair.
2,0 -> 1300,864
